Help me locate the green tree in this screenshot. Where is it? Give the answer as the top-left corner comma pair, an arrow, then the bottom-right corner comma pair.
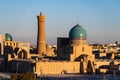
10,72 -> 36,80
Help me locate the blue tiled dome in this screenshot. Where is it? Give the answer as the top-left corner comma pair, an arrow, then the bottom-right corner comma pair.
69,24 -> 87,40
5,33 -> 12,41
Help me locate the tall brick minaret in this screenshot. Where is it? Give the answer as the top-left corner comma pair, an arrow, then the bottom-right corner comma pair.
37,12 -> 46,54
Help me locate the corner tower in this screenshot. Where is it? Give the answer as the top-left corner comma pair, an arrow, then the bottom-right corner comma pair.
37,12 -> 46,54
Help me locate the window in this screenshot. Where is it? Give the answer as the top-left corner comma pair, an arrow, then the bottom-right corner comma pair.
82,47 -> 84,52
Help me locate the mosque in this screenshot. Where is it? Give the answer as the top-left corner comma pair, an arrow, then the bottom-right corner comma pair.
0,12 -> 120,75
34,12 -> 95,75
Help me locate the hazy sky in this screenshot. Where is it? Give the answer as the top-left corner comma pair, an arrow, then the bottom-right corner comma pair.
0,0 -> 120,45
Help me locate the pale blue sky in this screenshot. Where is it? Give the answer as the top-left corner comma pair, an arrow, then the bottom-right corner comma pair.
0,0 -> 120,45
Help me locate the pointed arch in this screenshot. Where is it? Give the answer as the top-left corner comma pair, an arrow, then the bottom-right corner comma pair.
18,49 -> 27,59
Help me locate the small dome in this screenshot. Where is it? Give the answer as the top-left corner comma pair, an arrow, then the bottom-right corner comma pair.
69,24 -> 87,40
5,33 -> 12,41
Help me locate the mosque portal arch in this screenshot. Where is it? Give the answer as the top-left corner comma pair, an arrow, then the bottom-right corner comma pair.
18,49 -> 27,59
75,54 -> 88,61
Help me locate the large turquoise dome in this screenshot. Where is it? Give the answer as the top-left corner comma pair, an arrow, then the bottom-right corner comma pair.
69,24 -> 87,40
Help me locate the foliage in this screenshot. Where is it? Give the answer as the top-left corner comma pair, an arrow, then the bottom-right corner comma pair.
10,72 -> 36,80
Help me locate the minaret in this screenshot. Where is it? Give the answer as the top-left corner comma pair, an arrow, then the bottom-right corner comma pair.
37,12 -> 46,54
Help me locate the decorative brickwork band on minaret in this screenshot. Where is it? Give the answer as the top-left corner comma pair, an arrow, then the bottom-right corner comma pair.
37,12 -> 46,54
